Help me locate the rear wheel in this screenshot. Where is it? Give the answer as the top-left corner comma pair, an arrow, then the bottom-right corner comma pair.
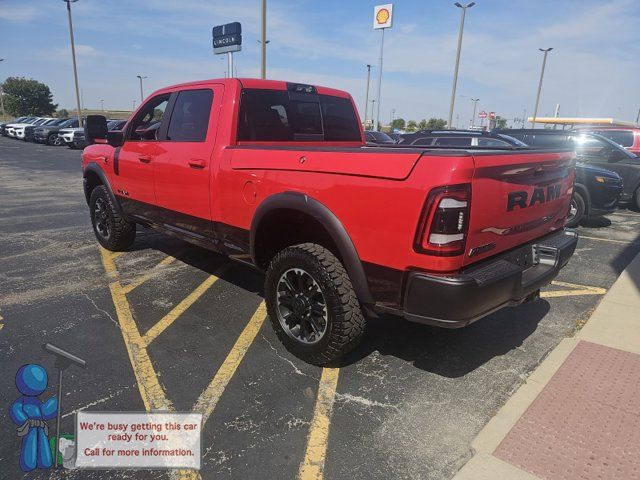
566,191 -> 586,227
265,243 -> 366,365
89,186 -> 136,251
634,188 -> 640,212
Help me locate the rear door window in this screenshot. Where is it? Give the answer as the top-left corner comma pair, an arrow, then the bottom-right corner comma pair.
166,89 -> 213,142
477,137 -> 510,147
411,137 -> 435,146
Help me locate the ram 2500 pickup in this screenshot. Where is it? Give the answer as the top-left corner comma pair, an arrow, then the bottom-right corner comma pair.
81,78 -> 578,365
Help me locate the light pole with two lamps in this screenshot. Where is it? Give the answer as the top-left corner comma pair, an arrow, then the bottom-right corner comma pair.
447,2 -> 475,130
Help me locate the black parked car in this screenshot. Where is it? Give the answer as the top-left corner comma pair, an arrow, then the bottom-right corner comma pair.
499,129 -> 625,225
24,118 -> 69,142
33,118 -> 79,145
397,129 -> 529,147
364,130 -> 396,145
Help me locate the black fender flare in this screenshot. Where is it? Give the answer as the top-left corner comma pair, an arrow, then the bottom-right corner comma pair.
250,192 -> 374,305
83,162 -> 123,215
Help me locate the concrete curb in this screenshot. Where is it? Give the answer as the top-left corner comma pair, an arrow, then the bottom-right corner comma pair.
453,250 -> 640,480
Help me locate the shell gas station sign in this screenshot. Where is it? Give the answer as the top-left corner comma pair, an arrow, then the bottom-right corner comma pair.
373,4 -> 393,29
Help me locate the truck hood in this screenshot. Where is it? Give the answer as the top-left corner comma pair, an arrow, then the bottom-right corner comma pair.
575,162 -> 621,179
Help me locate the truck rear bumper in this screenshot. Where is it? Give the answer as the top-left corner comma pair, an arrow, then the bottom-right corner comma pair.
402,229 -> 578,328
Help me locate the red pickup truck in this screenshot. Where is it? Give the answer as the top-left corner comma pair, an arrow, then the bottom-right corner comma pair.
82,78 -> 578,365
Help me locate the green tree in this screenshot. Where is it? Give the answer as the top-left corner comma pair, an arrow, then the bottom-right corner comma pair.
1,77 -> 57,116
57,108 -> 69,118
494,115 -> 508,129
390,117 -> 406,131
406,120 -> 418,132
417,119 -> 428,130
426,118 -> 447,129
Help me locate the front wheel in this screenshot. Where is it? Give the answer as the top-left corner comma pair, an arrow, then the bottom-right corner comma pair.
566,191 -> 586,227
264,243 -> 366,365
47,134 -> 62,146
89,186 -> 136,251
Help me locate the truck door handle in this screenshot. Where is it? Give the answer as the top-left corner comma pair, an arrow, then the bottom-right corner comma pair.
188,159 -> 206,169
138,155 -> 152,163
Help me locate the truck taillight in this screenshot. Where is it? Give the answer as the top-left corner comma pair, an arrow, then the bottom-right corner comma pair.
414,184 -> 471,256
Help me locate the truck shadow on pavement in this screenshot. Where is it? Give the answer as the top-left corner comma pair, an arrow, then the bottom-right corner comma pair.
131,228 -> 550,377
343,301 -> 550,377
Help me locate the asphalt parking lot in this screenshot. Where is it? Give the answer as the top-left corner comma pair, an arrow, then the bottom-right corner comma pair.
1,136 -> 639,480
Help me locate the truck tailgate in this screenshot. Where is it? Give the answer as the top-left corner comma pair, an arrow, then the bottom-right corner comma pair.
464,150 -> 575,267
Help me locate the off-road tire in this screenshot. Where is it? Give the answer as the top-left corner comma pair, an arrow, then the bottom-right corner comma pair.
89,185 -> 136,251
634,188 -> 640,212
265,243 -> 366,365
566,191 -> 586,228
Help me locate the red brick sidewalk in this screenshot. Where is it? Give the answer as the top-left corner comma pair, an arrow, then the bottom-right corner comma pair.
454,251 -> 640,480
495,341 -> 640,480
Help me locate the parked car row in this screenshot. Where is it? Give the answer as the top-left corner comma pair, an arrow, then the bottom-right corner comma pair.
0,116 -> 127,149
377,127 -> 639,226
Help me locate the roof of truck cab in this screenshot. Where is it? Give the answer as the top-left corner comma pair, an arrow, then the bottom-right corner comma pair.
151,78 -> 351,99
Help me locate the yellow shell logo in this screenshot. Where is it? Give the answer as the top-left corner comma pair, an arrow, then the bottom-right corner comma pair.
376,8 -> 390,25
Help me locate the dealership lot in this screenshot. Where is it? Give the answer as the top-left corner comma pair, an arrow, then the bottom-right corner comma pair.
1,137 -> 639,479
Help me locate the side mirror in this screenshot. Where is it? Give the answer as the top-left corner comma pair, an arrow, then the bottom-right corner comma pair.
84,115 -> 108,145
107,130 -> 124,148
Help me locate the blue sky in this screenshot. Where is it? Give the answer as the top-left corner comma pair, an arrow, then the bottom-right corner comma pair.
1,0 -> 639,126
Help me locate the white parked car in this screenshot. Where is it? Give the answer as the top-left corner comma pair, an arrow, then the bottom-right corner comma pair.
14,118 -> 57,140
6,117 -> 50,138
58,127 -> 83,148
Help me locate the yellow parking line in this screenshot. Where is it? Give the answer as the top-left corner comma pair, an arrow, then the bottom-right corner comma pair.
541,280 -> 607,298
579,235 -> 639,245
191,301 -> 267,424
100,248 -> 173,411
100,249 -> 267,480
142,275 -> 219,347
121,255 -> 178,294
298,367 -> 340,480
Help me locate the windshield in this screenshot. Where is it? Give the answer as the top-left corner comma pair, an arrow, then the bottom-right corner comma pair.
58,118 -> 77,128
572,133 -> 636,159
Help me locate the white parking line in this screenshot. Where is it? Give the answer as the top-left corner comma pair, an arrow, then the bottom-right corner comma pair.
579,235 -> 640,245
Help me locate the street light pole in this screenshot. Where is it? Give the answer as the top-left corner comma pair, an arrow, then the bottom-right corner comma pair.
363,64 -> 371,129
136,75 -> 147,102
260,0 -> 267,79
63,0 -> 83,128
0,59 -> 5,122
470,97 -> 479,128
375,28 -> 385,132
447,2 -> 475,130
532,47 -> 553,127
